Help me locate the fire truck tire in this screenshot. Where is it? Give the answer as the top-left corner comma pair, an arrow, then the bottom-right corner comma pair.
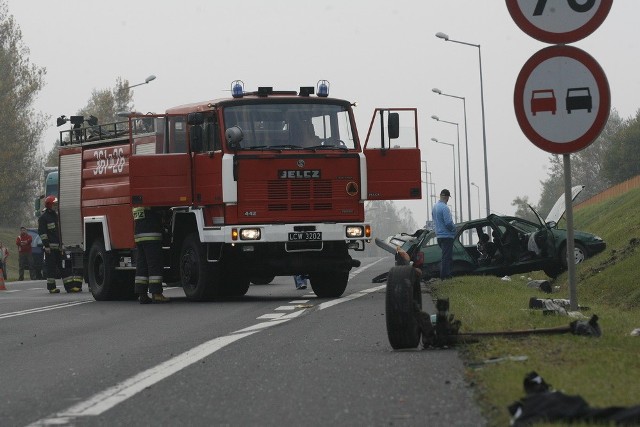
219,263 -> 250,297
385,265 -> 422,350
250,275 -> 275,285
87,239 -> 119,301
309,271 -> 349,298
219,277 -> 250,297
180,233 -> 219,301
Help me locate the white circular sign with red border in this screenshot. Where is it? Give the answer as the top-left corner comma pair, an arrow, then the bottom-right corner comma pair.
514,45 -> 610,154
506,0 -> 613,44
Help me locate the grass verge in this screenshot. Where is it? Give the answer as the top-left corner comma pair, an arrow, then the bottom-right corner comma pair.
430,188 -> 640,425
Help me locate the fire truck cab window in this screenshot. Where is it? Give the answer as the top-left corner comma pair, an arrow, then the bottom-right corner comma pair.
203,114 -> 221,151
223,103 -> 355,150
169,117 -> 187,153
365,110 -> 417,150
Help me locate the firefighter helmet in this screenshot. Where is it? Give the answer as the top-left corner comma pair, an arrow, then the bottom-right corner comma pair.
44,195 -> 58,209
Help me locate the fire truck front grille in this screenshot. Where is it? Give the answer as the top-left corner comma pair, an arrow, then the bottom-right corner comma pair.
263,180 -> 333,211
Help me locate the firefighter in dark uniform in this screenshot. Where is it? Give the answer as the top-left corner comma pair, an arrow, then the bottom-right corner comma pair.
133,206 -> 170,304
39,196 -> 79,294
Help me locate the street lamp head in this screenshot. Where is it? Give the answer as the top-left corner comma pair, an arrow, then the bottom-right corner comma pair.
431,115 -> 440,121
435,32 -> 449,41
430,137 -> 438,142
129,74 -> 157,89
432,88 -> 442,95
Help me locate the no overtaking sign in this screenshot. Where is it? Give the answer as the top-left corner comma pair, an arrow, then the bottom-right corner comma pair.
514,45 -> 610,154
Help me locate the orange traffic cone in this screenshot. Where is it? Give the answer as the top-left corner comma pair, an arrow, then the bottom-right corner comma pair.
0,268 -> 6,291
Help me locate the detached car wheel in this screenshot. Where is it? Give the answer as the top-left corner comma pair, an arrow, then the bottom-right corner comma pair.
385,265 -> 422,350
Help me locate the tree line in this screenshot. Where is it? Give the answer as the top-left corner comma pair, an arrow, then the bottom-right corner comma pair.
512,109 -> 640,220
0,1 -> 134,227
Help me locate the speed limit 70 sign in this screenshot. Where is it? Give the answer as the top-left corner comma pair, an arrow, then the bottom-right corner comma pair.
506,0 -> 613,44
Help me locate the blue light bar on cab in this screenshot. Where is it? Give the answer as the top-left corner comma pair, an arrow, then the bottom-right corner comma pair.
231,80 -> 244,98
317,80 -> 330,97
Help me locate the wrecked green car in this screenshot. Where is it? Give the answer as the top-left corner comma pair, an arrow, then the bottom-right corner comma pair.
378,186 -> 606,279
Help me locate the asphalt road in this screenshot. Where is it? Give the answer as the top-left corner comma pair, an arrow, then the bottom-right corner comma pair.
0,256 -> 485,427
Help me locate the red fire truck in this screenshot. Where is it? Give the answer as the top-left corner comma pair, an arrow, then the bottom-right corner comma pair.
58,81 -> 421,301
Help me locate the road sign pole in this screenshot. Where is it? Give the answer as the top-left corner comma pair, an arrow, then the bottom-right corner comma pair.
563,154 -> 578,311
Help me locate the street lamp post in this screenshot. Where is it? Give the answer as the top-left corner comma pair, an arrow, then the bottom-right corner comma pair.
129,74 -> 157,89
471,182 -> 481,219
421,160 -> 430,207
436,32 -> 490,216
430,138 -> 457,223
432,89 -> 471,228
431,114 -> 463,223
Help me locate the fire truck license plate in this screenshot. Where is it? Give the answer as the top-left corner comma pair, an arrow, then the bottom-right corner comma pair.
288,232 -> 322,241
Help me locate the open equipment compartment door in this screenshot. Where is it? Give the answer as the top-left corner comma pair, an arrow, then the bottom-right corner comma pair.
129,114 -> 194,207
363,108 -> 421,200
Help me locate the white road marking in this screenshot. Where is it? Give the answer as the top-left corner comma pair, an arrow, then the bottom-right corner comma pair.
256,313 -> 286,320
349,257 -> 387,279
317,285 -> 386,310
30,259 -> 387,425
0,301 -> 94,320
275,305 -> 296,311
29,332 -> 259,425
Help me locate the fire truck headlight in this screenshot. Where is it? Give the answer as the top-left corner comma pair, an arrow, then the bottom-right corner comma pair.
346,226 -> 364,238
240,228 -> 261,240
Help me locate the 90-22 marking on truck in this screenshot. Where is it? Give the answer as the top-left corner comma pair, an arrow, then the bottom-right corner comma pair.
93,148 -> 126,175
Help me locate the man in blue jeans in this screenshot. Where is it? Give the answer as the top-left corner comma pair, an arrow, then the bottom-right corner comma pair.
294,274 -> 309,290
432,189 -> 457,280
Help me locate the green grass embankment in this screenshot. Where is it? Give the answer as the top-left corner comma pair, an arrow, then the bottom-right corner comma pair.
432,187 -> 640,425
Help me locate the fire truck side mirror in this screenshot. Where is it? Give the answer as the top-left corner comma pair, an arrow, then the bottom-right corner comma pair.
225,126 -> 244,150
388,113 -> 400,140
187,112 -> 204,126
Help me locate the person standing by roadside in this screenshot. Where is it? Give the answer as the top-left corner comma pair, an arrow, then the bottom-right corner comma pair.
39,196 -> 80,294
431,189 -> 457,280
0,242 -> 8,280
16,227 -> 34,281
132,206 -> 170,304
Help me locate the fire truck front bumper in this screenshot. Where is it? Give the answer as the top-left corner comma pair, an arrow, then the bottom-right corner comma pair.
202,222 -> 371,246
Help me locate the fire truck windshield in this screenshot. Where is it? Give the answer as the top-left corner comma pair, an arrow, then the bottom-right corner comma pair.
223,103 -> 355,150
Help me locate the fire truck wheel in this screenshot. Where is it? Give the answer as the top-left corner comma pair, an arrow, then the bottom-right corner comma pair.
87,239 -> 118,301
249,276 -> 275,285
309,271 -> 349,298
385,265 -> 422,350
180,233 -> 219,301
219,265 -> 250,297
